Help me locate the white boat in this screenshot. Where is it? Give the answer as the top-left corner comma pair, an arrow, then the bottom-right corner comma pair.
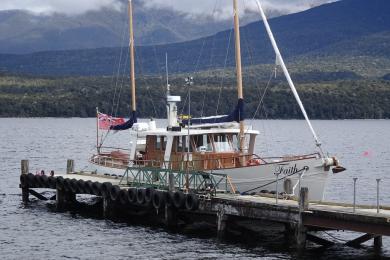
90,0 -> 345,201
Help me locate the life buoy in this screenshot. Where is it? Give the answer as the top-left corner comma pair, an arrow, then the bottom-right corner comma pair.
185,193 -> 199,211
173,191 -> 186,209
127,188 -> 137,204
110,185 -> 121,201
247,159 -> 261,166
152,191 -> 166,209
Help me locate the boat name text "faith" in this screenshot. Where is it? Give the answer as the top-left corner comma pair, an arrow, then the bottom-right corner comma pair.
274,164 -> 300,176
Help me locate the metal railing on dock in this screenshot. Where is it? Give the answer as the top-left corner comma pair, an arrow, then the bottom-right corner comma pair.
119,163 -> 232,195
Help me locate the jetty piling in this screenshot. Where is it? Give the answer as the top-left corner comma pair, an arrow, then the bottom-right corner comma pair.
19,159 -> 390,250
20,160 -> 29,203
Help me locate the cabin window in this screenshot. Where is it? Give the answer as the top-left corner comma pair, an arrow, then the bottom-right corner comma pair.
156,136 -> 166,151
213,134 -> 234,152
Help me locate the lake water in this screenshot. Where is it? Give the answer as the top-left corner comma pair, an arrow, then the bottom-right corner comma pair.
1,118 -> 389,259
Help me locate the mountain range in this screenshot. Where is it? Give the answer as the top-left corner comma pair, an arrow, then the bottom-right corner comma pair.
0,0 -> 295,54
0,0 -> 389,78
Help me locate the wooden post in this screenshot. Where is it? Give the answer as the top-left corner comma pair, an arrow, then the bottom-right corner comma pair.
299,187 -> 309,212
165,175 -> 177,227
66,159 -> 74,174
56,187 -> 66,210
296,187 -> 309,250
284,179 -> 293,194
217,207 -> 228,240
21,160 -> 29,203
168,173 -> 175,192
374,236 -> 383,249
103,195 -> 113,218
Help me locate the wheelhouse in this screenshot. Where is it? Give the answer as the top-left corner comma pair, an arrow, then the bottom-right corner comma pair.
130,126 -> 259,171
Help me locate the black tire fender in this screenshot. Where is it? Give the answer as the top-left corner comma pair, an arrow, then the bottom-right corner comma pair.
127,188 -> 137,204
173,191 -> 186,209
56,176 -> 65,190
110,185 -> 121,201
92,182 -> 102,196
136,188 -> 146,204
119,189 -> 128,205
101,182 -> 112,197
152,190 -> 166,209
185,193 -> 199,211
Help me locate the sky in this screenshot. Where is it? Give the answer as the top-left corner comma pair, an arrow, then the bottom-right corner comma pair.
0,0 -> 335,17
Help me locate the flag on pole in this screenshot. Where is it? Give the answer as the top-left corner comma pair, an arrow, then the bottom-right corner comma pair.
98,112 -> 125,130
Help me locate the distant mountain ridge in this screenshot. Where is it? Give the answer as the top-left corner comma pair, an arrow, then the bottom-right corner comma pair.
0,0 -> 389,77
0,0 -> 295,54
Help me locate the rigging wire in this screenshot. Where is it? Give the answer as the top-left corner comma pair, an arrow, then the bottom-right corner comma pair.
214,23 -> 234,116
110,13 -> 128,117
181,0 -> 221,117
134,46 -> 158,118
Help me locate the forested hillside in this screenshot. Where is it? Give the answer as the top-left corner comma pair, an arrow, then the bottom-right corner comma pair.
0,74 -> 389,119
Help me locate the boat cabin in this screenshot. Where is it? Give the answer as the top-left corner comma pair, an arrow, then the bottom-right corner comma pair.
129,125 -> 259,171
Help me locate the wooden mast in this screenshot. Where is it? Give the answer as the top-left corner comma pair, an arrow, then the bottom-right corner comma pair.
233,0 -> 245,152
128,0 -> 136,113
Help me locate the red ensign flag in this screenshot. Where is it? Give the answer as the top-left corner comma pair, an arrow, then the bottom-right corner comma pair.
98,112 -> 125,130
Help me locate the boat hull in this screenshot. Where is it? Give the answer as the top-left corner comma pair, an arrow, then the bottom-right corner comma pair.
214,156 -> 329,201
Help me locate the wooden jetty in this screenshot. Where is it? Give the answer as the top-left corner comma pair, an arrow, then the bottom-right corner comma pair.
20,160 -> 390,250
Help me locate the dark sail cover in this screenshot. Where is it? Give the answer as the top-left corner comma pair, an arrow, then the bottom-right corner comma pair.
182,99 -> 244,126
110,111 -> 138,130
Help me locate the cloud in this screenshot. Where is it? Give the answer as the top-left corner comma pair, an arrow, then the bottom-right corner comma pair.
0,0 -> 336,17
141,0 -> 336,20
0,0 -> 122,15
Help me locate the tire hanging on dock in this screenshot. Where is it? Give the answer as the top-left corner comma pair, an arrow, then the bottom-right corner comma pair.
127,188 -> 137,204
92,182 -> 102,196
85,181 -> 94,195
76,179 -> 86,194
101,182 -> 112,197
152,191 -> 166,209
70,179 -> 79,193
56,176 -> 65,191
136,188 -> 146,205
185,193 -> 199,211
27,173 -> 37,188
144,188 -> 154,205
64,178 -> 72,192
173,191 -> 186,209
119,189 -> 128,205
110,185 -> 121,201
165,192 -> 175,207
40,175 -> 49,188
48,176 -> 56,189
